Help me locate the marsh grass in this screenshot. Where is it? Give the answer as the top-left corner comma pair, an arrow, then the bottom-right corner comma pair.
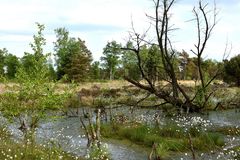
212,126 -> 240,136
101,123 -> 224,158
194,132 -> 225,151
234,146 -> 240,159
0,127 -> 82,160
87,143 -> 111,160
62,80 -> 240,113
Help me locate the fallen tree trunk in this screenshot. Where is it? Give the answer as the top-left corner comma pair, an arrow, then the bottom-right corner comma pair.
124,76 -> 201,112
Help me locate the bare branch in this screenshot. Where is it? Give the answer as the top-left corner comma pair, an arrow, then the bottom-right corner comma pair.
123,0 -> 219,112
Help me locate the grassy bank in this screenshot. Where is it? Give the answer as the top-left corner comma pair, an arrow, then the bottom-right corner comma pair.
101,122 -> 224,158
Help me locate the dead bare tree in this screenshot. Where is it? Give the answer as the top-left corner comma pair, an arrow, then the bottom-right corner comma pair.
80,108 -> 101,147
123,0 -> 218,112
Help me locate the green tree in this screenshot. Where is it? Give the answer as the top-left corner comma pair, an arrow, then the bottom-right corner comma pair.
202,59 -> 219,80
178,50 -> 189,80
185,58 -> 199,80
54,28 -> 92,81
101,41 -> 122,80
21,23 -> 49,77
143,45 -> 164,82
0,23 -> 72,144
223,55 -> 240,86
123,44 -> 165,82
0,48 -> 7,75
30,23 -> 46,60
90,61 -> 101,80
65,50 -> 92,82
4,53 -> 20,79
21,52 -> 36,74
47,57 -> 57,80
54,28 -> 70,79
122,42 -> 141,80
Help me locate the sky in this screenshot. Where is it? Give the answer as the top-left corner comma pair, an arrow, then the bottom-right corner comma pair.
0,0 -> 239,61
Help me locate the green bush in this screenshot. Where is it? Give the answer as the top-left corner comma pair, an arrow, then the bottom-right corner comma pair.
223,55 -> 240,86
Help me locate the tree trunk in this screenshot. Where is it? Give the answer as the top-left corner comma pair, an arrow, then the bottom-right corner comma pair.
110,67 -> 113,80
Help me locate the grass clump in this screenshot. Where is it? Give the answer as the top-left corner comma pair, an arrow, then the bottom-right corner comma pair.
158,124 -> 185,138
193,132 -> 224,151
86,143 -> 111,160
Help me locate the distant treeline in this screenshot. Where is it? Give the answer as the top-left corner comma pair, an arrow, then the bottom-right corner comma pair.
0,23 -> 239,86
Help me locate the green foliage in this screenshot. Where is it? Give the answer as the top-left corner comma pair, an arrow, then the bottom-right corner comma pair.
90,61 -> 101,80
120,125 -> 149,143
178,50 -> 189,80
54,27 -> 70,79
21,53 -> 37,74
0,48 -> 20,79
47,57 -> 57,80
185,58 -> 199,80
202,59 -> 220,79
0,23 -> 73,143
182,56 -> 221,81
194,86 -> 205,107
21,23 -> 49,78
127,44 -> 166,81
87,143 -> 111,160
54,28 -> 92,81
0,48 -> 8,75
155,143 -> 169,159
121,41 -> 141,80
101,41 -> 122,80
4,53 -> 20,79
194,132 -> 224,151
223,54 -> 240,86
65,50 -> 92,82
30,23 -> 46,58
144,45 -> 162,82
158,124 -> 184,138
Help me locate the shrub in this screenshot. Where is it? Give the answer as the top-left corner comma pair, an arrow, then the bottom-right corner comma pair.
223,55 -> 240,86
